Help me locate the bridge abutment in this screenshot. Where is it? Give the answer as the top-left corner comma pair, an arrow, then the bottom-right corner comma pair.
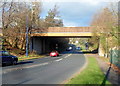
29,37 -> 69,54
30,37 -> 43,54
98,39 -> 105,57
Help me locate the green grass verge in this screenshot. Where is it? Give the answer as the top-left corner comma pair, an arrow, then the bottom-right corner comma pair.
18,54 -> 45,61
66,57 -> 111,85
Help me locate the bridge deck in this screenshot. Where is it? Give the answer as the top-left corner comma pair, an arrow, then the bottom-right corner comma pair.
31,27 -> 94,37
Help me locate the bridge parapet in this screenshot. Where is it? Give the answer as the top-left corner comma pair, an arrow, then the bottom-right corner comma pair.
31,27 -> 93,33
30,27 -> 94,37
48,27 -> 93,32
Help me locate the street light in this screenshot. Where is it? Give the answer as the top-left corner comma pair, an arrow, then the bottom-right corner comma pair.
26,14 -> 29,57
25,3 -> 34,57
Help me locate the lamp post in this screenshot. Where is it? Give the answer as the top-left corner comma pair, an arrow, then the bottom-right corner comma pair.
26,15 -> 29,57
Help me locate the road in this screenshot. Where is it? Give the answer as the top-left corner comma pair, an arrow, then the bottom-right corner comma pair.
2,51 -> 86,84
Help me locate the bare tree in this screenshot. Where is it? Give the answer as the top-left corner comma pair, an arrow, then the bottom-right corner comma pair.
91,2 -> 119,56
1,1 -> 42,51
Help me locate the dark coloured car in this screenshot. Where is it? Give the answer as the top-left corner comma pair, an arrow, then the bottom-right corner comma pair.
0,51 -> 18,66
66,47 -> 72,51
76,47 -> 81,50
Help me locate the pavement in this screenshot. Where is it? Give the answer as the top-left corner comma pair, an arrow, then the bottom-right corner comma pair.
85,54 -> 120,86
2,51 -> 86,84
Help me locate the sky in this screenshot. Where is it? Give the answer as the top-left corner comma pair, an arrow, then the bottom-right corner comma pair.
40,0 -> 110,27
0,0 -> 118,27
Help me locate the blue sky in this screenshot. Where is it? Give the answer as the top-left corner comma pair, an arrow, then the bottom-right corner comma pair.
0,0 -> 116,27
40,1 -> 108,27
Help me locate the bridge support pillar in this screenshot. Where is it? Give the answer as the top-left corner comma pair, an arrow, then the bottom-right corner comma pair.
42,38 -> 46,54
98,39 -> 105,56
29,37 -> 42,54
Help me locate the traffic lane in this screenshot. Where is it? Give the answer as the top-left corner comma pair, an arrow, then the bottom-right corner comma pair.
2,53 -> 86,84
2,52 -> 69,73
25,54 -> 86,84
3,51 -> 69,67
2,50 -> 71,68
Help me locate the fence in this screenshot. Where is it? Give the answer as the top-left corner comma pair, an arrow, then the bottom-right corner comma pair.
110,50 -> 120,69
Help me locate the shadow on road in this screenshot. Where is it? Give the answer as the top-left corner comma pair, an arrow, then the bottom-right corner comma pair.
17,61 -> 34,65
62,51 -> 98,54
2,61 -> 34,67
62,48 -> 98,54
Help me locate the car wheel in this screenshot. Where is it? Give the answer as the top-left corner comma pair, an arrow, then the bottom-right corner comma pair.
13,60 -> 17,65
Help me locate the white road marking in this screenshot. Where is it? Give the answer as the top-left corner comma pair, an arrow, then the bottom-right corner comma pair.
55,58 -> 63,62
64,54 -> 72,58
54,54 -> 72,62
64,56 -> 68,58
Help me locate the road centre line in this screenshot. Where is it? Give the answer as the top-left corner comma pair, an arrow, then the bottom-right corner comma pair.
64,54 -> 72,58
55,58 -> 63,62
64,56 -> 68,58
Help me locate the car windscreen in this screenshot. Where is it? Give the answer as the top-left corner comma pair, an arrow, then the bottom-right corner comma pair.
0,51 -> 10,56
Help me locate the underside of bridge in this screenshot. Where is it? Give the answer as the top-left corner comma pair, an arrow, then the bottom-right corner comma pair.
29,36 -> 92,54
29,36 -> 70,54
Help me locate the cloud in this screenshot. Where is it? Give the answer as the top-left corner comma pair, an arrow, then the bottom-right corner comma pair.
63,20 -> 79,27
63,16 -> 92,27
41,1 -> 107,27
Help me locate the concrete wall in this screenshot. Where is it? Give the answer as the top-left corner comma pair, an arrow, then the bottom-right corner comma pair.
30,37 -> 42,54
30,37 -> 52,54
30,36 -> 103,55
98,39 -> 105,57
30,37 -> 69,54
42,38 -> 46,53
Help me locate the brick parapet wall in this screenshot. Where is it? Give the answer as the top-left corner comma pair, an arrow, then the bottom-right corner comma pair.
31,27 -> 94,33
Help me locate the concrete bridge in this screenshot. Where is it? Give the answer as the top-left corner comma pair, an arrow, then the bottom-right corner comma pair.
1,27 -> 103,56
30,27 -> 99,54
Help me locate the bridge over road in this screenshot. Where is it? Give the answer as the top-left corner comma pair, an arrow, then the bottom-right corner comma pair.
0,27 -> 103,56
30,27 -> 104,55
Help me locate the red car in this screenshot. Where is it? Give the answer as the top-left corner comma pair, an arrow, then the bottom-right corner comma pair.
50,51 -> 59,57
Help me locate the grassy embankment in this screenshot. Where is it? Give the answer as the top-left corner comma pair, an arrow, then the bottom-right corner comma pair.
18,54 -> 45,61
9,49 -> 46,61
66,57 -> 111,85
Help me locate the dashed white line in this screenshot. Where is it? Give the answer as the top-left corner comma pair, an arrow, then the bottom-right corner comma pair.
64,56 -> 68,58
64,54 -> 72,58
55,58 -> 63,62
